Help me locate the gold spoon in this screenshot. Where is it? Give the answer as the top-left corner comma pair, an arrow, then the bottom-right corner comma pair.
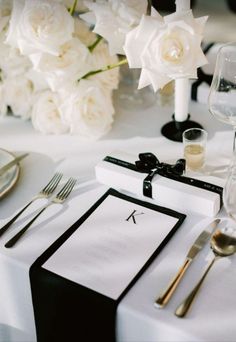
175,228 -> 236,318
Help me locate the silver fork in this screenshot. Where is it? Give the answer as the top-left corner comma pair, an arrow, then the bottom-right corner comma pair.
0,173 -> 63,238
5,178 -> 77,248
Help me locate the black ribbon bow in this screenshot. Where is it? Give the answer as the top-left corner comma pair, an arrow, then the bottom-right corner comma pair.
103,153 -> 223,203
135,153 -> 185,198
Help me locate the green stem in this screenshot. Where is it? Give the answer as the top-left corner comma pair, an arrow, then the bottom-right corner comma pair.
88,35 -> 103,53
69,0 -> 78,16
146,0 -> 152,15
78,58 -> 128,81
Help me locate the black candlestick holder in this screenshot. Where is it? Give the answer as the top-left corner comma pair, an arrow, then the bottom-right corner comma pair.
161,114 -> 203,142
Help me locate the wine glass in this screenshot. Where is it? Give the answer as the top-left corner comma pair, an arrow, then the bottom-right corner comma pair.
208,42 -> 236,152
223,155 -> 236,223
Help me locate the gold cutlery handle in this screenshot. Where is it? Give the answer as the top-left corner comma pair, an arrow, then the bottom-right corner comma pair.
175,256 -> 218,318
155,258 -> 191,308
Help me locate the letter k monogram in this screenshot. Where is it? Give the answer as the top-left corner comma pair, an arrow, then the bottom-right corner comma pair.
126,210 -> 144,224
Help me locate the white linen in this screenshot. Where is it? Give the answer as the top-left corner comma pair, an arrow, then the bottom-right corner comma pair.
117,216 -> 236,342
1,0 -> 235,337
0,94 -> 234,341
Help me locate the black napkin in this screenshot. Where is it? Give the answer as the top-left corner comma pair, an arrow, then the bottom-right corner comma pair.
30,189 -> 185,342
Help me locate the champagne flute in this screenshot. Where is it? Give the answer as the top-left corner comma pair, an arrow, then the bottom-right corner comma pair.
208,42 -> 236,152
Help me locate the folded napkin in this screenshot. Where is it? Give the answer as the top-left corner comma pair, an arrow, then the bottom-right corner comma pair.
30,189 -> 185,342
95,151 -> 225,217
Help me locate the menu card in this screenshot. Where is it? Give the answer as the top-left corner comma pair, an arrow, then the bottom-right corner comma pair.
43,189 -> 186,300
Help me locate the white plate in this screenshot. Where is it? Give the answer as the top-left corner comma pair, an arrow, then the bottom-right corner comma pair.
0,148 -> 20,199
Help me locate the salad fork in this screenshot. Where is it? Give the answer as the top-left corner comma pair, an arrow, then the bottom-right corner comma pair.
0,172 -> 63,238
5,178 -> 77,248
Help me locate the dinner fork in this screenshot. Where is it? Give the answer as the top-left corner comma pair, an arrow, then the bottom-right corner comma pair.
5,178 -> 77,248
0,172 -> 63,238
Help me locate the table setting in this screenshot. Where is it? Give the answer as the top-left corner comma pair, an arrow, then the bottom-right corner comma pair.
0,0 -> 236,341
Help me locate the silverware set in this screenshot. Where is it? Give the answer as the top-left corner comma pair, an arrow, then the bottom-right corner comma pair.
2,164 -> 235,315
175,227 -> 236,317
155,219 -> 236,318
0,173 -> 77,247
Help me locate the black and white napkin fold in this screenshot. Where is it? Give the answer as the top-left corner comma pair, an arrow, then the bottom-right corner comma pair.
30,189 -> 185,342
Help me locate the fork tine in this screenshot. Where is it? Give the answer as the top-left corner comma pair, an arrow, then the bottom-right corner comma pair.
4,178 -> 77,247
56,178 -> 76,200
41,173 -> 59,192
55,178 -> 73,197
61,179 -> 77,200
42,173 -> 63,195
46,172 -> 63,194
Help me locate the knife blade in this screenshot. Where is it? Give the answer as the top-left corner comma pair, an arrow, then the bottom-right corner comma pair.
154,218 -> 220,308
0,153 -> 29,177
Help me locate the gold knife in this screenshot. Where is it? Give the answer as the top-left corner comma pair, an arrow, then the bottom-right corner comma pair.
0,153 -> 29,177
154,218 -> 220,308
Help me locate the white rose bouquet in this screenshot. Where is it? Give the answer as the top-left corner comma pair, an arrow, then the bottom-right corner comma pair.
82,0 -> 208,91
0,0 -> 120,139
0,0 -> 208,139
80,0 -> 209,127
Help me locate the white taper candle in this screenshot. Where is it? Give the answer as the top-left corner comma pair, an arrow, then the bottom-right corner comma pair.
174,79 -> 190,122
175,0 -> 190,12
174,0 -> 190,122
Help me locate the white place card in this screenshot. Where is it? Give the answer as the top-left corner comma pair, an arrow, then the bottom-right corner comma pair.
43,190 -> 185,300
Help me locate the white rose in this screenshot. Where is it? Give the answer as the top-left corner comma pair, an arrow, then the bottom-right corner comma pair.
3,76 -> 34,118
26,69 -> 49,92
0,30 -> 32,78
0,81 -> 7,115
124,8 -> 208,92
6,0 -> 74,56
60,80 -> 115,140
0,0 -> 12,33
32,90 -> 69,134
81,0 -> 146,55
90,41 -> 119,91
31,38 -> 92,91
73,18 -> 97,47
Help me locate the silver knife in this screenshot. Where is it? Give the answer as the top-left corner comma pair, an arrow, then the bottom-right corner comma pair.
0,153 -> 29,177
154,218 -> 220,308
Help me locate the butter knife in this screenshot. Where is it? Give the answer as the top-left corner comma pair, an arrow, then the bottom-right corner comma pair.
154,218 -> 220,308
0,153 -> 29,177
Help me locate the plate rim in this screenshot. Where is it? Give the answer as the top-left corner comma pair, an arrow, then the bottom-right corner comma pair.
0,148 -> 20,199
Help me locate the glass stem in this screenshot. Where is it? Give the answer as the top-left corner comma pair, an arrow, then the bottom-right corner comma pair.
233,127 -> 236,154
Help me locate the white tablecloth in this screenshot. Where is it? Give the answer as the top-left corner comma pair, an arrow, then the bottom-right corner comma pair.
0,96 -> 235,341
1,1 -> 236,340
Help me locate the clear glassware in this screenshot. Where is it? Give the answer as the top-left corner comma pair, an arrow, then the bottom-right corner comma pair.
208,42 -> 236,151
223,155 -> 236,225
116,64 -> 157,110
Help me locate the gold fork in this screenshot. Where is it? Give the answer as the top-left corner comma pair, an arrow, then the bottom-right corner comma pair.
5,178 -> 77,248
